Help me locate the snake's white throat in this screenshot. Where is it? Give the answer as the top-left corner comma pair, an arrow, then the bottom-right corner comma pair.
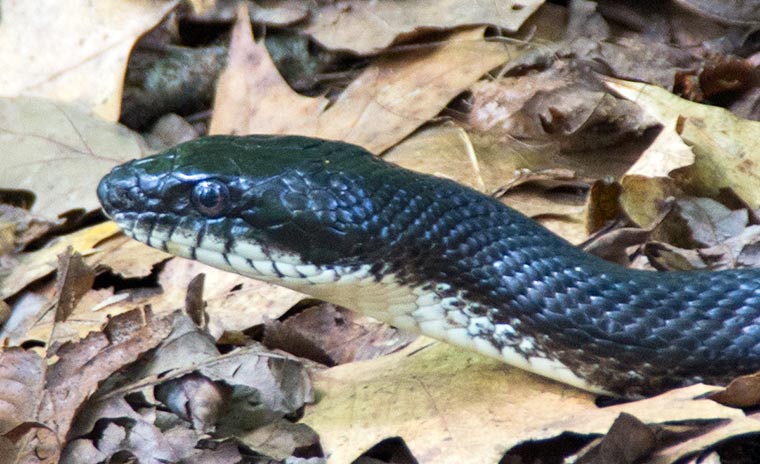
100,135 -> 760,398
118,211 -> 610,395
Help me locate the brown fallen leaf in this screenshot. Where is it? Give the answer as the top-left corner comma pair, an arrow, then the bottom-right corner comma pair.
2,307 -> 176,463
620,120 -> 693,227
0,348 -> 45,434
0,221 -> 120,301
303,337 -> 759,463
575,413 -> 656,464
65,315 -> 314,461
0,0 -> 179,119
0,98 -> 147,219
156,257 -> 306,338
668,197 -> 749,248
0,204 -> 58,253
673,0 -> 760,25
304,0 -> 544,55
234,419 -> 320,461
709,372 -> 760,408
210,4 -> 514,153
53,249 -> 96,323
605,77 -> 760,209
263,304 -> 416,366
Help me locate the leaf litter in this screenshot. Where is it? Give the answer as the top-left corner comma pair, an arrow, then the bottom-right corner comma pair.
3,1 -> 760,463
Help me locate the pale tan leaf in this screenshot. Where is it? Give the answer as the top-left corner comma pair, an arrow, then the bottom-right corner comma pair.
211,5 -> 514,153
605,77 -> 760,208
304,340 -> 753,464
156,257 -> 306,338
305,0 -> 544,54
0,0 -> 179,120
383,122 -> 486,192
0,98 -> 147,218
0,221 -> 121,300
621,120 -> 693,226
624,121 -> 695,178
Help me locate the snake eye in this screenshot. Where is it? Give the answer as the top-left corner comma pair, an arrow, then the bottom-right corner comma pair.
192,180 -> 229,217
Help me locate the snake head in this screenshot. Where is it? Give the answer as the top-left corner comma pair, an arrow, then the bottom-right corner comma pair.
97,135 -> 390,272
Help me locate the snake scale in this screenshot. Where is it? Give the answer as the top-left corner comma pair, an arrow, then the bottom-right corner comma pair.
97,135 -> 760,397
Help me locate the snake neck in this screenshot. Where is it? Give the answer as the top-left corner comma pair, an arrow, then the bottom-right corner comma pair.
98,135 -> 760,398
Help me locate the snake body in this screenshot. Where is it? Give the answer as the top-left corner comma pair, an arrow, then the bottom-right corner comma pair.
97,135 -> 760,397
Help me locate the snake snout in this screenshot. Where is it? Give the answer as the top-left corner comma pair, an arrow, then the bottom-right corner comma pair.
98,163 -> 139,219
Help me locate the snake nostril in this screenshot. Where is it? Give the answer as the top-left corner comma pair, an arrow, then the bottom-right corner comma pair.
96,176 -> 110,206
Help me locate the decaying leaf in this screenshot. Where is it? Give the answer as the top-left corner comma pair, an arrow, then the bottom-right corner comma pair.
605,77 -> 760,208
211,4 -> 515,153
0,221 -> 120,301
0,204 -> 58,253
304,0 -> 544,54
304,339 -> 759,463
620,120 -> 694,227
0,98 -> 146,219
263,304 -> 416,366
0,307 -> 176,463
65,315 -> 315,461
0,348 -> 45,434
0,0 -> 179,119
674,0 -> 760,25
468,67 -> 657,154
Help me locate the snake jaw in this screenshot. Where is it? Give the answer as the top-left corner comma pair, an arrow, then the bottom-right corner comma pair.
98,135 -> 760,397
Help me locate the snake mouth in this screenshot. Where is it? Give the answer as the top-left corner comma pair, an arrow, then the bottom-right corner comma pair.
110,207 -> 354,292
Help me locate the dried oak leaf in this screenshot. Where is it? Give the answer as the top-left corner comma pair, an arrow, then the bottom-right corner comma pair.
0,97 -> 146,219
303,339 -> 754,464
263,304 -> 416,366
2,307 -> 175,463
0,0 -> 178,119
210,4 -> 512,154
304,0 -> 543,55
606,77 -> 760,208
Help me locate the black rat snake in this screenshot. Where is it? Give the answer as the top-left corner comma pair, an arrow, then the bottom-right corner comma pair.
97,135 -> 760,397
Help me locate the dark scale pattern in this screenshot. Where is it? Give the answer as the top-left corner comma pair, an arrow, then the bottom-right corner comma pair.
99,135 -> 760,397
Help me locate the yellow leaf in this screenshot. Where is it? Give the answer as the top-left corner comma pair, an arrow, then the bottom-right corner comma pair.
605,77 -> 760,208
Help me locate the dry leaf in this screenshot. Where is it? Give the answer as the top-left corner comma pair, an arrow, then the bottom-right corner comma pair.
0,0 -> 179,119
709,372 -> 760,408
211,4 -> 513,153
673,0 -> 760,25
4,307 -> 176,463
0,98 -> 146,219
605,77 -> 760,208
304,0 -> 544,54
157,257 -> 305,338
0,348 -> 45,434
650,417 -> 760,464
263,304 -> 416,365
575,413 -> 656,464
303,339 -> 755,463
383,122 -> 487,192
87,234 -> 172,279
0,221 -> 120,300
620,120 -> 693,227
64,316 -> 313,462
53,249 -> 96,323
